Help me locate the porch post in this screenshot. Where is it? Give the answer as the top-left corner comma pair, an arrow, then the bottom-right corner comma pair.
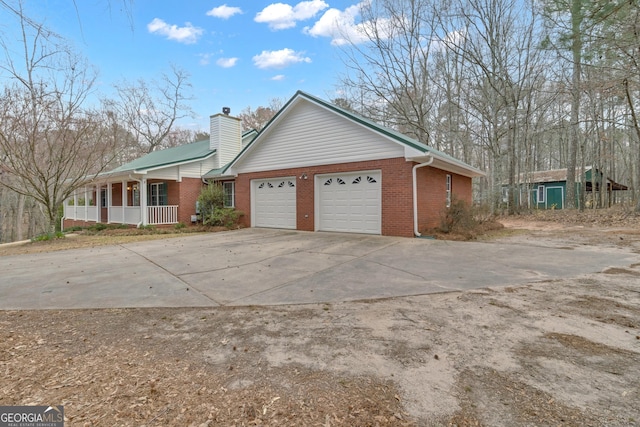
96,184 -> 101,223
84,186 -> 89,222
141,178 -> 147,226
107,182 -> 112,223
122,180 -> 127,223
73,190 -> 78,220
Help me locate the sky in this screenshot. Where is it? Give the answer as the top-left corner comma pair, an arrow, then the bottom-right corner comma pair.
6,0 -> 370,132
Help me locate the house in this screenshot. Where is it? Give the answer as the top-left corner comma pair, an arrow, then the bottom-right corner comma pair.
64,91 -> 484,237
62,125 -> 257,228
504,167 -> 628,209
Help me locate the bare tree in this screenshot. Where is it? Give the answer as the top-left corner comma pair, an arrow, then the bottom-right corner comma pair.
0,7 -> 118,235
338,0 -> 442,144
0,0 -> 135,34
238,98 -> 285,131
113,65 -> 194,154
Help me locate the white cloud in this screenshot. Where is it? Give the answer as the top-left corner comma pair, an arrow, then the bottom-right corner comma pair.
206,5 -> 243,19
271,74 -> 286,81
304,3 -> 390,46
217,57 -> 239,68
255,0 -> 328,30
198,53 -> 213,65
252,48 -> 311,69
147,18 -> 204,44
431,29 -> 467,51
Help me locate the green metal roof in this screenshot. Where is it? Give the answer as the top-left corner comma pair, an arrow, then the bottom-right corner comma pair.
108,139 -> 214,174
223,91 -> 484,176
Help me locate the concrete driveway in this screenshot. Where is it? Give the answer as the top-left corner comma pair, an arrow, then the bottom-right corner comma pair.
1,228 -> 638,310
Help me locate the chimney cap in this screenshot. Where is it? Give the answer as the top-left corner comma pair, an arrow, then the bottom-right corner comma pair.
222,107 -> 231,115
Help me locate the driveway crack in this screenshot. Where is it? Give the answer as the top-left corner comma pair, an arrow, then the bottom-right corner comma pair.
120,245 -> 223,306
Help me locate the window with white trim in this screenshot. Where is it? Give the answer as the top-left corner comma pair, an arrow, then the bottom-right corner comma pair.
101,189 -> 108,208
223,181 -> 235,208
132,184 -> 140,207
537,185 -> 545,203
148,182 -> 167,206
446,174 -> 452,208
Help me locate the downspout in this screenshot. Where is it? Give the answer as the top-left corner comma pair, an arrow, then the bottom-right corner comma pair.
413,154 -> 434,237
129,174 -> 144,228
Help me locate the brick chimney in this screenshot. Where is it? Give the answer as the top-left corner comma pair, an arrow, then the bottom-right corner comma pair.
210,107 -> 242,169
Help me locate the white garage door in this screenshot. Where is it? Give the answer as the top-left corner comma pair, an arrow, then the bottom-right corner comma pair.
317,171 -> 381,234
253,177 -> 296,229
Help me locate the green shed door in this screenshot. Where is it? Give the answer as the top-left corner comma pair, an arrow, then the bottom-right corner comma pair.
546,187 -> 564,209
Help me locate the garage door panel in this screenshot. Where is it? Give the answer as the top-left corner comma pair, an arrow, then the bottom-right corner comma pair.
253,177 -> 296,229
317,171 -> 381,234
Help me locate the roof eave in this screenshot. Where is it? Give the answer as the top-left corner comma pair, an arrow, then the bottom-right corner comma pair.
407,152 -> 486,178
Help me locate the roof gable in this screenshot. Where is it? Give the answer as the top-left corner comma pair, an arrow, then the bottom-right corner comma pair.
225,91 -> 483,177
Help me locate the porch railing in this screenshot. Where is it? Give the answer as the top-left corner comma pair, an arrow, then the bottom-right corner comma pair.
109,207 -> 142,225
147,205 -> 179,225
63,204 -> 98,222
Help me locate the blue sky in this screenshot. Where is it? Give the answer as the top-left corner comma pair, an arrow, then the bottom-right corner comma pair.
9,1 -> 369,131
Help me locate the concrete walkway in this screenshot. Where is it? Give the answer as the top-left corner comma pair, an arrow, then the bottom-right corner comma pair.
1,228 -> 637,310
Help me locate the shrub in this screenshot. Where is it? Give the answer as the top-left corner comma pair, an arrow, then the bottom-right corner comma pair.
197,183 -> 225,220
439,198 -> 477,234
434,199 -> 504,240
32,231 -> 65,242
203,207 -> 242,228
174,222 -> 187,230
88,223 -> 108,232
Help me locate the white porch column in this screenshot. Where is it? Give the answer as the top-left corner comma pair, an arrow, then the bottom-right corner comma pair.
96,184 -> 101,223
141,178 -> 147,226
107,182 -> 112,223
84,186 -> 89,222
122,180 -> 127,223
73,190 -> 78,220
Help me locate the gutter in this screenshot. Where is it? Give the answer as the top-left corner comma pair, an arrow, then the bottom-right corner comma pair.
412,154 -> 434,237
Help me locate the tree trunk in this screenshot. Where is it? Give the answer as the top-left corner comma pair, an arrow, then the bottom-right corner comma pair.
565,0 -> 583,210
15,193 -> 25,241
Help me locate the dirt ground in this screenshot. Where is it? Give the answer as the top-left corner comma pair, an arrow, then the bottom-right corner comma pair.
1,210 -> 640,426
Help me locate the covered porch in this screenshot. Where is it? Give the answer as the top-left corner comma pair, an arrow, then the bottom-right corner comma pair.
63,179 -> 179,227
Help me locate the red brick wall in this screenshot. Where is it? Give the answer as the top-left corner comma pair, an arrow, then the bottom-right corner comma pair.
176,178 -> 204,224
235,158 -> 472,237
414,167 -> 471,233
63,219 -> 96,229
111,183 -> 123,206
235,158 -> 417,236
415,167 -> 473,231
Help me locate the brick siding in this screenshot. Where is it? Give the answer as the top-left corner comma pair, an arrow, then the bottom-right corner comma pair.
235,158 -> 472,238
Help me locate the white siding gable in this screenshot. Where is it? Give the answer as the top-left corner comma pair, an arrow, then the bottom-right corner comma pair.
145,156 -> 216,180
179,156 -> 217,178
232,99 -> 405,174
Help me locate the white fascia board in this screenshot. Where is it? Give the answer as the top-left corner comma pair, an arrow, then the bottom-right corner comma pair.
406,152 -> 485,178
404,146 -> 425,159
141,152 -> 215,173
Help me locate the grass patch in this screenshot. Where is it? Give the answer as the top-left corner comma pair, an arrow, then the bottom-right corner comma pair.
1,224 -> 233,257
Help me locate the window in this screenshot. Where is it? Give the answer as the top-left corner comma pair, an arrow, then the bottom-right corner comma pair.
223,181 -> 235,208
446,174 -> 452,208
537,185 -> 545,203
148,182 -> 167,206
101,189 -> 108,208
132,184 -> 140,207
